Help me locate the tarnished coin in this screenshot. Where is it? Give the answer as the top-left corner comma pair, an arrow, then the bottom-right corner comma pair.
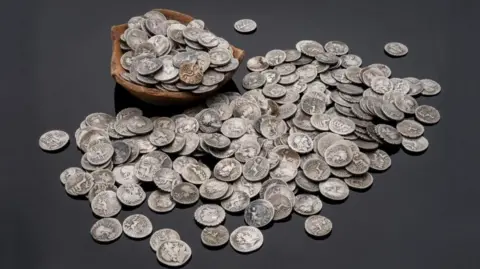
235,139 -> 261,163
243,156 -> 269,182
204,133 -> 231,149
381,102 -> 405,121
371,76 -> 393,94
303,158 -> 331,182
402,136 -> 429,153
65,172 -> 94,196
294,194 -> 323,215
112,141 -> 132,165
145,151 -> 173,168
288,133 -> 314,153
262,84 -> 286,98
300,94 -> 326,115
234,19 -> 257,33
415,105 -> 440,124
324,142 -> 353,167
345,151 -> 370,175
180,162 -> 210,185
319,178 -> 349,201
310,113 -> 331,131
360,67 -> 384,87
113,164 -> 139,185
148,190 -> 176,213
221,118 -> 247,138
279,72 -> 300,85
396,120 -> 424,138
196,109 -> 222,133
243,71 -> 267,90
344,173 -> 374,190
39,130 -> 69,151
91,190 -> 121,218
375,124 -> 402,145
325,41 -> 349,55
60,167 -> 84,185
265,49 -> 287,66
384,42 -> 408,57
156,240 -> 192,267
195,204 -> 226,228
300,41 -> 325,57
117,183 -> 146,207
367,149 -> 391,171
305,215 -> 332,237
126,29 -> 149,50
150,229 -> 181,252
90,218 -> 123,243
135,156 -> 160,182
86,141 -> 114,165
295,171 -> 320,192
267,193 -> 293,221
296,64 -> 317,84
171,182 -> 200,205
149,128 -> 175,147
201,225 -> 229,247
200,178 -> 229,200
135,57 -> 162,75
179,62 -> 203,85
215,58 -> 239,72
230,226 -> 263,253
155,55 -> 179,81
221,190 -> 250,213
87,182 -> 117,202
161,133 -> 186,153
123,214 -> 152,239
209,48 -> 231,65
260,117 -> 287,139
213,158 -> 242,182
232,177 -> 262,198
284,49 -> 302,62
244,199 -> 275,228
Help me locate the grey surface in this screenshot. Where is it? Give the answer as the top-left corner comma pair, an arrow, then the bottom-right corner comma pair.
1,0 -> 479,268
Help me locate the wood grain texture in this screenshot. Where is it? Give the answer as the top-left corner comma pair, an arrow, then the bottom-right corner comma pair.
111,9 -> 245,105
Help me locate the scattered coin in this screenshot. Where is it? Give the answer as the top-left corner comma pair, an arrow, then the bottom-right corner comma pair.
415,105 -> 441,124
294,194 -> 323,215
90,218 -> 123,243
171,182 -> 200,205
344,173 -> 374,190
402,136 -> 429,153
201,225 -> 229,247
123,214 -> 153,239
230,226 -> 264,253
319,178 -> 350,201
156,239 -> 192,267
234,19 -> 257,33
91,190 -> 122,218
244,199 -> 275,228
194,204 -> 226,226
148,190 -> 176,213
384,42 -> 408,57
305,215 -> 333,237
39,130 -> 69,151
150,228 -> 181,251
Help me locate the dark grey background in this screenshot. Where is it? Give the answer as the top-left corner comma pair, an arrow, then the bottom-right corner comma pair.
1,0 -> 479,268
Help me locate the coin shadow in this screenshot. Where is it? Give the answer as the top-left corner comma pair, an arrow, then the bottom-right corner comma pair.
92,235 -> 122,245
141,182 -> 158,193
381,145 -> 401,156
66,193 -> 88,201
320,196 -> 349,205
401,148 -> 427,157
202,243 -> 228,251
349,184 -> 373,193
156,256 -> 192,268
226,210 -> 244,217
120,202 -> 145,212
305,231 -> 332,241
174,202 -> 198,210
274,214 -> 292,223
258,221 -> 274,230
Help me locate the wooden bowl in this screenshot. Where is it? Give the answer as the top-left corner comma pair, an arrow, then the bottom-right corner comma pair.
111,9 -> 246,106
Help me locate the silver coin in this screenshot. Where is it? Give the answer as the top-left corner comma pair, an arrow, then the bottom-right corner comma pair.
319,178 -> 349,200
112,141 -> 131,165
305,215 -> 332,237
202,70 -> 225,86
287,133 -> 313,153
295,171 -> 320,192
367,149 -> 391,171
316,132 -> 343,157
340,54 -> 362,68
300,94 -> 326,115
234,18 -> 257,33
203,133 -> 231,149
242,72 -> 267,90
420,78 -> 441,96
324,141 -> 354,167
209,48 -> 231,65
123,214 -> 153,239
213,158 -> 242,182
150,228 -> 181,252
201,225 -> 229,247
135,57 -> 162,75
151,168 -> 182,192
60,167 -> 84,185
148,190 -> 176,213
284,49 -> 302,62
345,151 -> 370,175
262,83 -> 286,98
260,117 -> 287,139
79,129 -> 110,152
39,130 -> 69,151
221,118 -> 247,138
381,102 -> 405,121
294,194 -> 323,215
345,66 -> 363,83
91,190 -> 121,218
126,116 -> 154,134
235,140 -> 261,163
155,55 -> 179,81
241,156 -> 268,182
172,156 -> 198,175
394,94 -> 418,114
279,72 -> 300,85
156,239 -> 192,267
145,150 -> 173,168
65,172 -> 94,196
144,10 -> 166,21
215,58 -> 239,72
188,18 -> 205,29
384,42 -> 408,57
310,113 -> 331,131
303,158 -> 331,182
375,124 -> 402,145
86,141 -> 114,166
220,190 -> 250,212
415,105 -> 440,124
120,51 -> 134,70
232,177 -> 262,198
265,49 -> 287,66
325,40 -> 349,55
90,218 -> 123,243
148,128 -> 175,147
113,164 -> 139,185
230,225 -> 263,253
197,31 -> 218,47
371,76 -> 393,94
85,112 -> 114,130
194,204 -> 226,226
267,193 -> 293,221
125,29 -> 149,50
161,133 -> 186,153
175,116 -> 199,134
329,116 -> 355,135
247,56 -> 269,72
116,107 -> 142,121
360,67 -> 384,87
117,183 -> 146,207
319,71 -> 338,86
277,103 -> 298,120
344,173 -> 374,190
300,41 -> 325,57
167,23 -> 187,44
263,183 -> 295,206
199,178 -> 229,200
402,136 -> 429,153
171,182 -> 200,205
244,199 -> 275,228
134,156 -> 160,182
295,64 -> 317,84
87,182 -> 117,202
396,119 -> 424,138
114,119 -> 136,137
273,63 -> 296,77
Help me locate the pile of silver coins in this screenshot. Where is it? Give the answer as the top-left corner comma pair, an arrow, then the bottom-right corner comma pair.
119,10 -> 239,94
38,37 -> 441,266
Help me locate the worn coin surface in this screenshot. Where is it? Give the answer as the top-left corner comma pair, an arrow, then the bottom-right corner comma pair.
112,141 -> 132,165
117,183 -> 146,207
39,130 -> 69,151
201,225 -> 229,247
148,190 -> 176,213
396,119 -> 424,138
244,199 -> 275,228
267,193 -> 293,220
345,151 -> 370,175
415,105 -> 440,124
65,172 -> 94,196
213,158 -> 242,182
265,49 -> 287,66
171,182 -> 200,205
60,167 -> 84,185
91,190 -> 121,218
367,149 -> 392,171
156,240 -> 192,267
319,178 -> 350,201
288,133 -> 314,153
344,173 -> 374,190
90,218 -> 123,243
199,178 -> 229,200
324,142 -> 353,167
150,228 -> 181,251
402,136 -> 429,153
232,177 -> 262,198
221,190 -> 250,212
123,214 -> 153,239
243,156 -> 269,182
303,158 -> 331,182
294,194 -> 323,215
384,42 -> 408,57
325,41 -> 349,55
305,215 -> 333,237
230,226 -> 263,253
421,79 -> 441,96
329,117 -> 355,135
234,19 -> 257,33
194,204 -> 226,226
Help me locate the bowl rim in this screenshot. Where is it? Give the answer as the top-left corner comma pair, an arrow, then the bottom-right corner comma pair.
110,9 -> 245,102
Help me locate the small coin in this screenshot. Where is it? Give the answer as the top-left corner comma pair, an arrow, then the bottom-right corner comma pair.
344,173 -> 374,190
415,105 -> 440,124
294,194 -> 323,215
221,190 -> 250,212
91,190 -> 121,218
151,167 -> 181,192
90,218 -> 123,243
86,141 -> 114,165
156,240 -> 192,267
234,19 -> 257,33
113,164 -> 139,185
328,117 -> 355,135
324,141 -> 353,167
148,190 -> 176,213
242,156 -> 269,182
243,71 -> 267,90
171,182 -> 200,205
150,229 -> 181,251
221,118 -> 247,138
111,141 -> 132,165
244,199 -> 275,228
305,215 -> 333,237
325,41 -> 349,56
367,149 -> 392,171
39,130 -> 69,151
384,42 -> 408,57
194,204 -> 226,226
402,136 -> 429,153
284,49 -> 302,62
295,171 -> 320,192
230,226 -> 263,253
201,225 -> 229,247
266,193 -> 293,221
117,183 -> 146,207
319,178 -> 349,201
